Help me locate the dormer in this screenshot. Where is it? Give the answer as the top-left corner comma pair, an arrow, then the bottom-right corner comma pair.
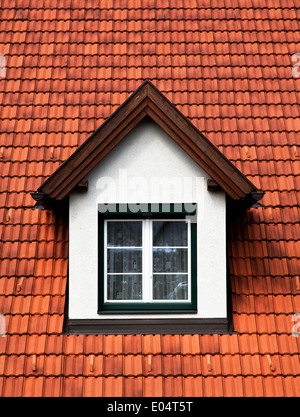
32,81 -> 263,334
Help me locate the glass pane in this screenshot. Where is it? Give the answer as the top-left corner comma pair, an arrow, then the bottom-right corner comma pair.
107,221 -> 142,247
107,248 -> 142,273
107,274 -> 142,300
153,274 -> 188,300
153,221 -> 187,247
153,248 -> 187,273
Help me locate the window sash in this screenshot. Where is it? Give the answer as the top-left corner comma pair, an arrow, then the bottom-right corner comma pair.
104,218 -> 191,304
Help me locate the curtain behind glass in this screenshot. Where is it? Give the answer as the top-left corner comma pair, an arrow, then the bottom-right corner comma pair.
106,221 -> 142,300
152,221 -> 188,300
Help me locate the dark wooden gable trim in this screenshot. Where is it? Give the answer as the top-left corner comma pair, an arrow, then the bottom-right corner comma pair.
32,80 -> 261,206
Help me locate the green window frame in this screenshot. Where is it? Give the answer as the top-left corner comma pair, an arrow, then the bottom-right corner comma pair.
98,204 -> 197,314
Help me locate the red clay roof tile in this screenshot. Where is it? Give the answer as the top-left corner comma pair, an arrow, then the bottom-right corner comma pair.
28,314 -> 48,335
123,355 -> 143,377
84,354 -> 103,376
263,376 -> 284,397
103,335 -> 123,356
103,355 -> 123,377
162,355 -> 182,376
143,376 -> 163,397
82,376 -> 103,397
123,335 -> 142,355
5,355 -> 25,376
238,334 -> 259,355
46,314 -> 64,334
283,376 -> 300,397
103,376 -> 123,397
2,376 -> 24,397
161,335 -> 181,355
233,314 -> 257,334
203,376 -> 223,397
8,315 -> 29,335
142,354 -> 162,377
25,354 -> 45,376
1,0 -> 300,397
44,335 -> 63,355
180,335 -> 200,355
63,354 -> 84,377
201,355 -> 222,376
221,355 -> 242,376
223,376 -> 244,397
123,376 -> 143,397
5,335 -> 26,355
182,375 -> 203,397
199,335 -> 220,354
44,355 -> 62,377
142,335 -> 161,355
181,355 -> 201,376
62,376 -> 83,397
41,376 -> 60,397
163,376 -> 183,397
243,375 -> 264,397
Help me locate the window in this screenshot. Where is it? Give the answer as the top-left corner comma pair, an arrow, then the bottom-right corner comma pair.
98,204 -> 197,314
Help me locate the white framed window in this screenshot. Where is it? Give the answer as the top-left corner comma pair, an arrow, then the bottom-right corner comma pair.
104,218 -> 191,304
98,204 -> 197,314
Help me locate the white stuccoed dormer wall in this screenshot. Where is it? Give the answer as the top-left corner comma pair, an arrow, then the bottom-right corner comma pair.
69,118 -> 227,320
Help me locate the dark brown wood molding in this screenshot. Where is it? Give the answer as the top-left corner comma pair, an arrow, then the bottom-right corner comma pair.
33,80 -> 262,208
63,317 -> 232,335
30,191 -> 53,210
207,179 -> 222,191
74,179 -> 88,192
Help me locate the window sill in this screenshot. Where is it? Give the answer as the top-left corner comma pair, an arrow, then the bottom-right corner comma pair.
98,301 -> 197,314
98,309 -> 198,315
63,317 -> 232,335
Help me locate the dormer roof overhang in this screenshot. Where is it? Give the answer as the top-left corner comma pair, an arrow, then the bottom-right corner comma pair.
31,80 -> 263,209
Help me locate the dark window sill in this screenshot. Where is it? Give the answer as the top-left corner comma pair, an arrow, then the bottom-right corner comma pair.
63,317 -> 232,335
98,302 -> 197,314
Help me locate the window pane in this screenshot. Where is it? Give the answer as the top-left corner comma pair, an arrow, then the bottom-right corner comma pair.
107,248 -> 142,273
107,221 -> 142,247
153,221 -> 187,247
153,248 -> 188,273
153,274 -> 188,300
107,274 -> 142,300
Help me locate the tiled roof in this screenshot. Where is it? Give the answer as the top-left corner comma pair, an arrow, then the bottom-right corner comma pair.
0,0 -> 300,397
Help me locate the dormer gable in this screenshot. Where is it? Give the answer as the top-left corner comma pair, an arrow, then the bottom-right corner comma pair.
31,81 -> 263,334
32,80 -> 262,210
